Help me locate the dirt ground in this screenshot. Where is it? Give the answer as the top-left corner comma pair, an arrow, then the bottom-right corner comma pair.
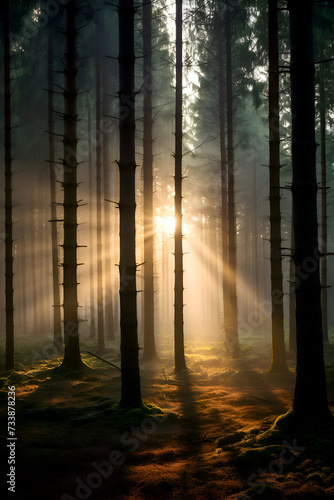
1,330 -> 334,499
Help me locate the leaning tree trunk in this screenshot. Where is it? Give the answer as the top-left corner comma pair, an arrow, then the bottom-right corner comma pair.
319,63 -> 328,343
118,0 -> 143,408
96,24 -> 105,354
174,0 -> 186,373
289,0 -> 330,421
61,0 -> 83,369
48,34 -> 62,351
4,0 -> 14,370
142,0 -> 158,361
216,9 -> 229,336
268,0 -> 288,372
225,0 -> 239,355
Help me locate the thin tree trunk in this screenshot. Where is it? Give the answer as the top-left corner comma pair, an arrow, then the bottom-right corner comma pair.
320,63 -> 328,343
143,0 -> 158,361
48,35 -> 62,351
4,0 -> 14,369
226,0 -> 239,355
20,206 -> 27,334
253,149 -> 259,307
30,179 -> 39,334
216,9 -> 229,336
102,53 -> 115,342
268,0 -> 288,372
289,0 -> 330,421
61,0 -> 83,369
118,0 -> 143,408
87,96 -> 96,339
174,0 -> 186,373
96,24 -> 105,354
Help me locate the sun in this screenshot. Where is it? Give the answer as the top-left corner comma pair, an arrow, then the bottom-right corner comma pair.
164,215 -> 175,235
155,215 -> 175,235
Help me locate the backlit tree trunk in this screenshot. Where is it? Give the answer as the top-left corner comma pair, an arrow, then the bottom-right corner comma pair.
319,63 -> 328,343
289,0 -> 330,420
216,9 -> 229,336
268,0 -> 288,372
61,0 -> 83,369
48,34 -> 62,351
118,0 -> 143,407
143,0 -> 158,361
4,0 -> 14,370
102,50 -> 115,342
87,96 -> 96,339
96,24 -> 105,354
225,0 -> 239,355
174,0 -> 187,372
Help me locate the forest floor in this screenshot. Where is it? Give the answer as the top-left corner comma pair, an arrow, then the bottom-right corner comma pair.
1,329 -> 334,499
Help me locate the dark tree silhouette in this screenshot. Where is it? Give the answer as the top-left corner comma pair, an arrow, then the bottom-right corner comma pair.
87,95 -> 96,339
142,0 -> 158,361
225,0 -> 239,355
289,0 -> 330,421
95,20 -> 105,354
319,63 -> 328,343
215,7 -> 229,337
268,0 -> 288,372
61,0 -> 83,370
174,0 -> 187,373
48,34 -> 62,351
4,0 -> 14,370
118,0 -> 143,407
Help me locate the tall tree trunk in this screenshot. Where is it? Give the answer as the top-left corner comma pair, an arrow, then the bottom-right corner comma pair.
268,0 -> 288,372
225,0 -> 239,355
61,0 -> 83,369
20,206 -> 27,334
102,50 -> 115,342
288,0 -> 330,421
4,0 -> 14,370
30,179 -> 39,334
96,24 -> 105,354
118,0 -> 143,408
143,0 -> 158,361
319,63 -> 328,343
216,9 -> 229,336
48,35 -> 62,351
253,149 -> 259,307
289,210 -> 296,351
174,0 -> 186,373
87,96 -> 96,339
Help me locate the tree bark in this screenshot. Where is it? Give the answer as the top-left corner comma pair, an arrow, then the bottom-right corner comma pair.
216,9 -> 229,337
48,34 -> 62,351
102,47 -> 115,342
289,210 -> 296,351
143,0 -> 158,361
289,0 -> 330,420
4,0 -> 14,370
268,0 -> 288,372
118,0 -> 143,407
174,0 -> 187,373
226,0 -> 239,355
253,150 -> 259,307
61,0 -> 83,369
319,63 -> 328,343
96,23 -> 105,354
87,96 -> 96,339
